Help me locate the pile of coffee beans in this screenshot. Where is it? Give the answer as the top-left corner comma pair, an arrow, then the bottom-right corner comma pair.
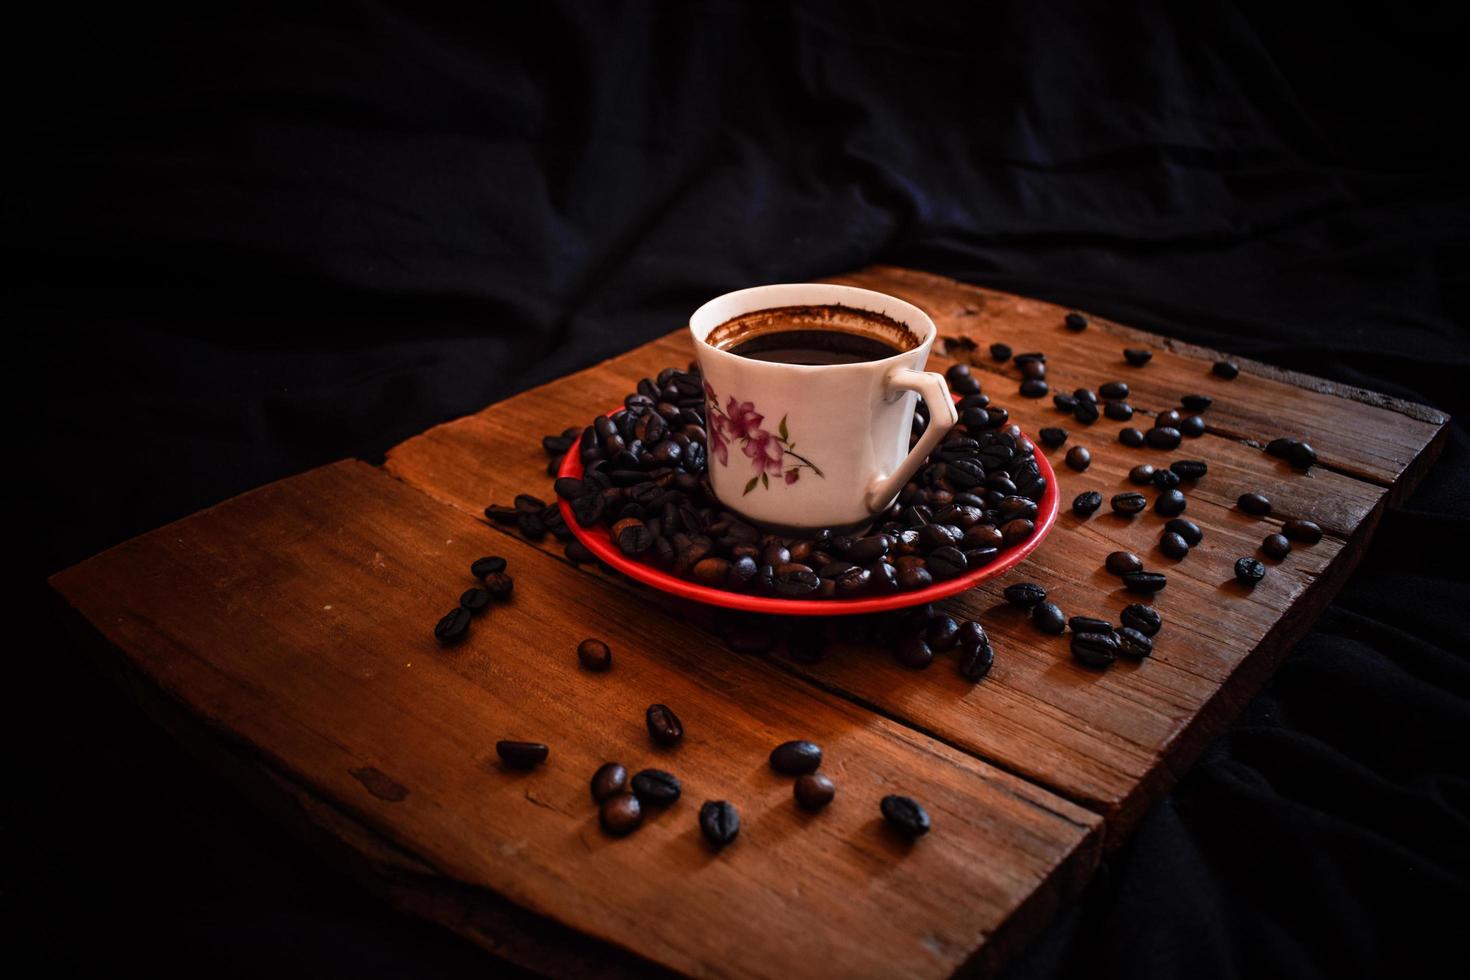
531,363 -> 1046,601
435,555 -> 515,645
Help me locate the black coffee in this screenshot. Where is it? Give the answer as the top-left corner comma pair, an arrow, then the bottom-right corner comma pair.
726,329 -> 901,365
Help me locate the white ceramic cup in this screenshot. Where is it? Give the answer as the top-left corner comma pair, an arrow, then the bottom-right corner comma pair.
688,283 -> 958,532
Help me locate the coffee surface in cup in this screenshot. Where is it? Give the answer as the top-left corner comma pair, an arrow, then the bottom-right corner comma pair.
709,304 -> 918,366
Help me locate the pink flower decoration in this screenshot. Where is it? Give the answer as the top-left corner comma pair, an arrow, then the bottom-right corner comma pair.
725,397 -> 764,439
785,468 -> 799,485
709,415 -> 730,466
743,428 -> 784,476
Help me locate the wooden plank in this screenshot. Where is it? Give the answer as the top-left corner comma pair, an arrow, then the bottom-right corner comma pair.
384,267 -> 1443,831
50,460 -> 1100,980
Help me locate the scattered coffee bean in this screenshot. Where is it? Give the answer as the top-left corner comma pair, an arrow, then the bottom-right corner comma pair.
577,638 -> 612,670
471,556 -> 508,579
1099,381 -> 1130,400
1111,492 -> 1148,516
1170,460 -> 1208,480
1074,400 -> 1100,425
1164,517 -> 1203,545
1116,627 -> 1153,659
1235,556 -> 1266,585
699,800 -> 740,848
1122,571 -> 1168,593
898,635 -> 935,669
1071,631 -> 1118,669
794,773 -> 836,811
600,793 -> 643,836
645,703 -> 684,746
1032,601 -> 1066,634
1106,551 -> 1144,576
1020,379 -> 1049,398
631,769 -> 682,806
1121,603 -> 1162,636
1069,615 -> 1114,636
1289,442 -> 1317,469
1152,468 -> 1182,490
460,587 -> 491,612
565,540 -> 596,564
956,636 -> 995,682
1156,409 -> 1183,429
1181,394 -> 1213,412
591,763 -> 628,802
1238,492 -> 1273,516
1072,490 -> 1104,516
1129,464 -> 1156,485
769,740 -> 823,775
496,740 -> 549,769
1124,348 -> 1153,366
881,795 -> 931,838
945,363 -> 973,387
1266,437 -> 1296,458
1053,392 -> 1078,414
1104,401 -> 1134,421
1179,415 -> 1206,437
1154,489 -> 1187,517
1146,426 -> 1182,450
925,615 -> 961,650
434,607 -> 471,645
1003,582 -> 1047,608
1262,533 -> 1292,561
990,342 -> 1012,362
1160,531 -> 1190,560
1282,518 -> 1323,544
483,571 -> 514,599
1039,426 -> 1068,448
1213,360 -> 1240,379
1066,446 -> 1092,471
1119,427 -> 1145,447
1065,311 -> 1088,331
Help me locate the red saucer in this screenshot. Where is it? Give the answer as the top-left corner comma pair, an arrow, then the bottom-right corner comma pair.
556,415 -> 1058,617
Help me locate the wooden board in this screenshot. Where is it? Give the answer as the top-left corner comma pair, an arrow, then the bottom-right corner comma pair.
50,266 -> 1448,977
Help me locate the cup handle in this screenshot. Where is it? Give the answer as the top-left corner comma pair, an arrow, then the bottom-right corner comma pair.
864,367 -> 959,513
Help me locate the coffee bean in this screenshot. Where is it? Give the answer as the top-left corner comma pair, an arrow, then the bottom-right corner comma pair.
514,493 -> 547,513
1072,490 -> 1103,516
1213,360 -> 1240,379
1170,460 -> 1208,480
1282,518 -> 1323,544
1160,531 -> 1190,560
1164,517 -> 1203,545
945,363 -> 973,386
645,703 -> 684,746
1129,464 -> 1156,485
956,636 -> 995,681
1124,348 -> 1153,366
773,563 -> 821,596
699,800 -> 740,848
1066,446 -> 1091,471
1099,381 -> 1130,400
1071,631 -> 1118,668
434,607 -> 471,645
1105,551 -> 1143,576
1262,533 -> 1292,560
1116,627 -> 1153,659
1065,311 -> 1088,331
1111,492 -> 1148,516
600,794 -> 643,836
1074,400 -> 1100,425
1053,393 -> 1078,414
570,492 -> 605,526
925,615 -> 961,650
1181,394 -> 1213,412
460,587 -> 491,612
1266,437 -> 1296,458
1119,427 -> 1145,447
990,342 -> 1012,361
590,763 -> 628,802
1039,426 -> 1068,448
577,638 -> 612,671
1238,492 -> 1272,516
1020,379 -> 1049,398
1154,489 -> 1188,517
1152,468 -> 1181,491
1122,571 -> 1168,593
471,556 -> 508,578
1000,518 -> 1035,547
794,773 -> 836,811
769,740 -> 823,775
1003,582 -> 1047,608
1235,556 -> 1266,585
897,566 -> 932,590
483,571 -> 514,599
1289,442 -> 1317,469
898,635 -> 935,669
926,546 -> 968,580
615,521 -> 653,555
1145,426 -> 1182,450
496,740 -> 548,769
1069,615 -> 1114,636
1032,601 -> 1066,634
1121,603 -> 1162,636
1156,409 -> 1183,429
692,556 -> 731,585
846,535 -> 891,563
565,540 -> 596,564
881,795 -> 931,838
631,769 -> 682,806
1179,415 -> 1206,437
1104,401 -> 1134,422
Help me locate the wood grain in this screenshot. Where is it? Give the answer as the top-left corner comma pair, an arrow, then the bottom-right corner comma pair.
50,460 -> 1099,980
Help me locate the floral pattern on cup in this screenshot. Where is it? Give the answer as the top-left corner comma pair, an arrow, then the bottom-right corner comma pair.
705,381 -> 824,493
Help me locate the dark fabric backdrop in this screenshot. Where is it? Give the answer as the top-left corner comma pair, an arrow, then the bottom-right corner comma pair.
7,2 -> 1468,977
